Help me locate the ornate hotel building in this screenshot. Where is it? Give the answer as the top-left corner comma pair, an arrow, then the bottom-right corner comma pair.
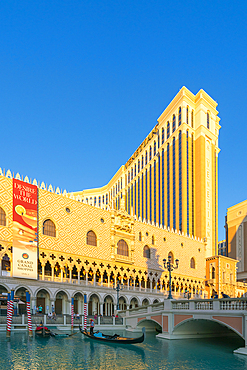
2,87 -> 241,317
73,86 -> 221,258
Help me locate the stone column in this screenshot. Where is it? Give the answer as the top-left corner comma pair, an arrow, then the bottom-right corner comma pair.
86,272 -> 88,286
145,280 -> 147,292
100,303 -> 103,316
127,278 -> 130,290
108,274 -> 110,288
93,273 -> 96,286
42,264 -> 45,280
69,269 -> 72,284
52,266 -> 54,282
78,269 -> 80,284
101,274 -> 103,286
60,267 -> 63,282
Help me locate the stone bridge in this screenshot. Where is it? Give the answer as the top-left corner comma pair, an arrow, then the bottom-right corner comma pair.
119,298 -> 247,356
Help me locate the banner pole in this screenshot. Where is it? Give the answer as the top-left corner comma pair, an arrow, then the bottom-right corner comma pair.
26,291 -> 33,337
71,297 -> 74,333
6,292 -> 11,337
83,294 -> 87,330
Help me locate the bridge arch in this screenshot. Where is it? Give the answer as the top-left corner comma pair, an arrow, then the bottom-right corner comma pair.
172,317 -> 244,339
136,318 -> 162,332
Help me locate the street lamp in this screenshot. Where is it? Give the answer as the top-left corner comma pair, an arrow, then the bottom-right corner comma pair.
113,281 -> 123,310
163,255 -> 179,299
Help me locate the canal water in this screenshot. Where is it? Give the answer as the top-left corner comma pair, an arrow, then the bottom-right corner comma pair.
0,330 -> 246,369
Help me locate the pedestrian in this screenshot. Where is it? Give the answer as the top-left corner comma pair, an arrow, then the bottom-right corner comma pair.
90,318 -> 94,336
39,305 -> 42,313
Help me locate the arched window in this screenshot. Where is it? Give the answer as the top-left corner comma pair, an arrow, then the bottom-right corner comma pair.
154,141 -> 156,156
172,115 -> 176,132
143,245 -> 150,258
139,232 -> 142,241
152,235 -> 155,245
0,207 -> 6,226
168,251 -> 174,264
190,257 -> 195,269
178,107 -> 182,126
167,121 -> 170,139
212,266 -> 215,279
162,128 -> 164,144
43,219 -> 56,237
191,110 -> 194,128
86,230 -> 97,246
149,146 -> 152,161
117,239 -> 129,256
207,112 -> 210,129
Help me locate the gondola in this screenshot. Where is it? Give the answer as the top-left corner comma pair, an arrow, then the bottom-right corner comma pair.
79,325 -> 145,344
35,325 -> 55,337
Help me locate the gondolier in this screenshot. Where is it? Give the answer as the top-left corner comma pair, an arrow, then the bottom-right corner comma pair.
90,318 -> 94,335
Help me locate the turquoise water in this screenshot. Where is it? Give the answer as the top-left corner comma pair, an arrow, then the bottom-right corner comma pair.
0,331 -> 246,369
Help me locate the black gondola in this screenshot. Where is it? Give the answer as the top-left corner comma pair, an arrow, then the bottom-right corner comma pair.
35,325 -> 55,337
79,325 -> 145,344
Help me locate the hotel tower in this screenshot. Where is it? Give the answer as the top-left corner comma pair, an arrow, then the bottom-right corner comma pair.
73,87 -> 220,257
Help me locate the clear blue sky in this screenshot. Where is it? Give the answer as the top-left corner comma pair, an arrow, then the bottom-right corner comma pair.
0,1 -> 246,241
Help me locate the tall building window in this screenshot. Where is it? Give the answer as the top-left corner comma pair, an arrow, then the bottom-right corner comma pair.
145,169 -> 148,221
178,131 -> 182,231
162,128 -> 164,144
43,219 -> 56,237
167,121 -> 170,139
168,251 -> 174,264
131,168 -> 133,181
207,112 -> 210,129
117,239 -> 129,256
86,230 -> 97,246
142,156 -> 144,169
167,143 -> 170,228
102,195 -> 105,204
131,184 -> 133,211
0,207 -> 6,226
138,160 -> 140,173
186,106 -> 189,124
190,257 -> 195,269
149,146 -> 152,161
138,177 -> 140,219
106,194 -> 108,205
128,187 -> 130,214
94,197 -> 97,206
143,245 -> 150,258
191,110 -> 194,128
134,180 -> 137,216
128,171 -> 130,184
121,178 -> 122,189
141,173 -> 144,220
186,131 -> 189,235
154,160 -> 156,224
178,107 -> 181,126
154,141 -> 156,156
172,137 -> 176,230
192,133 -> 194,236
134,164 -> 136,177
145,151 -> 148,165
149,165 -> 152,222
162,149 -> 165,226
99,196 -> 101,207
172,115 -> 176,133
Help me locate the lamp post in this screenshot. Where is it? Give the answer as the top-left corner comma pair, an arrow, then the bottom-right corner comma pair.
163,255 -> 179,299
113,281 -> 123,310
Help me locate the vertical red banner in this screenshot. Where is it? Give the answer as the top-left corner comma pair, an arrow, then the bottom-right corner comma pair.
13,179 -> 38,279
